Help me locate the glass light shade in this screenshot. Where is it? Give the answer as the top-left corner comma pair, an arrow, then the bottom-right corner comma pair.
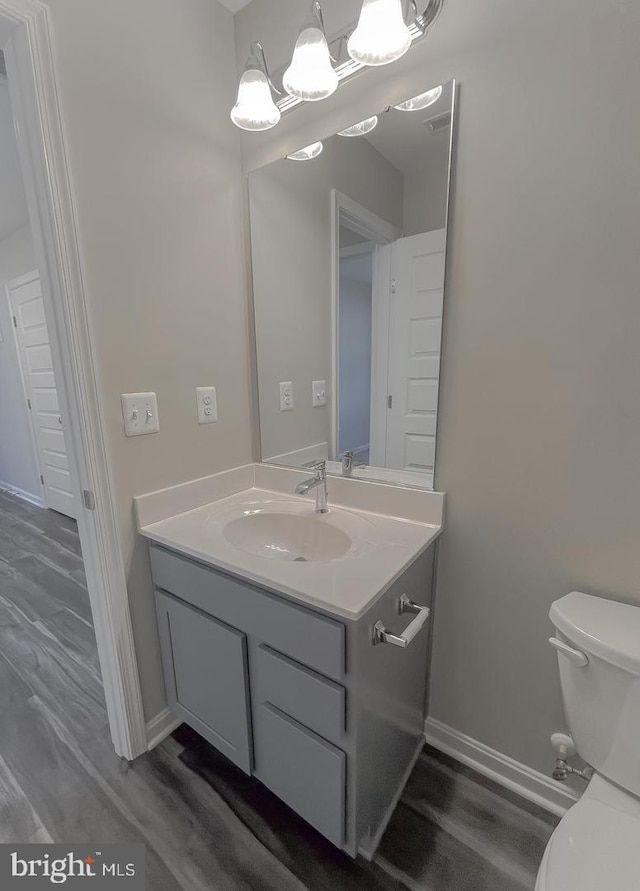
337,115 -> 379,137
394,85 -> 443,111
347,0 -> 412,67
283,25 -> 338,102
287,141 -> 324,161
230,67 -> 281,131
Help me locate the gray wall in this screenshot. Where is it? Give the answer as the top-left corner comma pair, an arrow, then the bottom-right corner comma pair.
236,0 -> 640,777
43,0 -> 254,721
250,135 -> 402,461
0,224 -> 39,497
403,134 -> 451,236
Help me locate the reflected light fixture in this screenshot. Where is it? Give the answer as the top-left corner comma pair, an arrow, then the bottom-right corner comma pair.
286,141 -> 324,161
337,115 -> 379,137
230,42 -> 281,131
283,1 -> 338,102
347,0 -> 412,67
394,84 -> 442,111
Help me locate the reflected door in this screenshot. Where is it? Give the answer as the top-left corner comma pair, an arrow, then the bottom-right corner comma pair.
8,271 -> 78,518
385,230 -> 445,479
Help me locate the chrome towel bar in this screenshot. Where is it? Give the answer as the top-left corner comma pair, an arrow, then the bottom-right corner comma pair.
372,594 -> 430,647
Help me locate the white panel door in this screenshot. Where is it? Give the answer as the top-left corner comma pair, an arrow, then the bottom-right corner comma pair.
8,271 -> 78,518
385,230 -> 445,477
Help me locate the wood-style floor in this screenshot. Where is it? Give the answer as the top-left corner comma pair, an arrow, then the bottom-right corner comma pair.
0,490 -> 558,889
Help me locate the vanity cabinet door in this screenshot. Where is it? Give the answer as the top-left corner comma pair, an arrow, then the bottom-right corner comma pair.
155,591 -> 252,774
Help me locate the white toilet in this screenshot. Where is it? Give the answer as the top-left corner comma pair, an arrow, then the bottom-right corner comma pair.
536,591 -> 640,890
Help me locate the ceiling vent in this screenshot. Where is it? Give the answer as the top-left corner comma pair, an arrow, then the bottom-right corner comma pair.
423,111 -> 451,133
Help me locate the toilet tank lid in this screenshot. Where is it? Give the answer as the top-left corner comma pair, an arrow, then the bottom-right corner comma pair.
550,591 -> 640,675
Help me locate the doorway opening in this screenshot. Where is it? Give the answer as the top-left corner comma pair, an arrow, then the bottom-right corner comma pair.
332,190 -> 445,487
0,1 -> 145,761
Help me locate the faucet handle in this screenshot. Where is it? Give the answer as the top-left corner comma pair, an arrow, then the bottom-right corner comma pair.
312,459 -> 326,478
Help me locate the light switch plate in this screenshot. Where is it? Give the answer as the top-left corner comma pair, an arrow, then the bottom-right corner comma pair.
280,381 -> 293,411
312,380 -> 327,407
196,386 -> 218,424
121,393 -> 159,436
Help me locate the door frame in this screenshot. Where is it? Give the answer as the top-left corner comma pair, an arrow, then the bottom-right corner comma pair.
330,190 -> 401,461
0,0 -> 147,758
5,269 -> 47,507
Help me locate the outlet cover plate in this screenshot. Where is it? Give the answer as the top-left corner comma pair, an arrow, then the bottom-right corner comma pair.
280,381 -> 293,411
196,386 -> 218,424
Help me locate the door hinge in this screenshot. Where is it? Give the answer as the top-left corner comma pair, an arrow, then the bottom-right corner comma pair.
12,316 -> 17,328
40,474 -> 44,485
387,395 -> 393,409
391,279 -> 396,295
82,489 -> 96,511
27,398 -> 31,410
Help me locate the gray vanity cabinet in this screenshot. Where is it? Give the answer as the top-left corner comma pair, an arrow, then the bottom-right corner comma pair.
150,541 -> 436,859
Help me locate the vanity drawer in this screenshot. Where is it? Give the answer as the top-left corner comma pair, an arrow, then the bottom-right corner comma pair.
150,545 -> 345,681
254,703 -> 345,847
254,644 -> 345,744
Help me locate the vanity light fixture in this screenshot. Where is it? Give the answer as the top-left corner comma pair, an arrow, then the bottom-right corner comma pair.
283,1 -> 338,102
286,141 -> 324,161
337,115 -> 379,137
230,2 -> 445,129
230,42 -> 281,132
394,84 -> 442,111
347,0 -> 412,67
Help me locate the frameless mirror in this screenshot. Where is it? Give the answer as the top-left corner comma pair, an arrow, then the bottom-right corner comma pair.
249,79 -> 455,489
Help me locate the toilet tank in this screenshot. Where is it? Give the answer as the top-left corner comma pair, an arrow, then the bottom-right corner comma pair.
550,592 -> 640,798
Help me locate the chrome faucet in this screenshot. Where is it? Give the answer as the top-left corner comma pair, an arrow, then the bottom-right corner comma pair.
341,451 -> 365,477
295,460 -> 328,514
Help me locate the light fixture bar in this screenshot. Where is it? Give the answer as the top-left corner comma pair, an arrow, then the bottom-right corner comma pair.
274,0 -> 443,114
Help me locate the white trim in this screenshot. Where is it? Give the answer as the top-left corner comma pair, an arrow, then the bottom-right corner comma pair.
0,478 -> 44,507
369,243 -> 391,467
333,191 -> 402,246
146,707 -> 181,752
265,441 -> 329,467
339,241 -> 375,259
1,0 -> 147,759
425,717 -> 580,818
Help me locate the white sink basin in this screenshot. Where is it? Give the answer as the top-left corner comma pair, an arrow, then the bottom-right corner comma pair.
223,511 -> 353,563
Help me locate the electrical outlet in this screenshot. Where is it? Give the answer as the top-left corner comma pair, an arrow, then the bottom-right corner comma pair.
280,381 -> 293,411
196,387 -> 218,424
121,393 -> 159,436
312,380 -> 327,407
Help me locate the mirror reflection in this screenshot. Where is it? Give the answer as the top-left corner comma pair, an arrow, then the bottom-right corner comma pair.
250,80 -> 455,489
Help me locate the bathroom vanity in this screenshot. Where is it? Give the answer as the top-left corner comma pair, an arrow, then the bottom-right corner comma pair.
136,71 -> 454,856
136,465 -> 444,858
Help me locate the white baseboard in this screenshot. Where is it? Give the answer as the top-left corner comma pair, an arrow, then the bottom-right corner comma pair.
146,707 -> 181,751
0,480 -> 44,508
265,442 -> 329,467
425,717 -> 580,817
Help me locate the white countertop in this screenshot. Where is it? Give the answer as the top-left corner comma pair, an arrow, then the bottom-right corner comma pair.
136,471 -> 443,620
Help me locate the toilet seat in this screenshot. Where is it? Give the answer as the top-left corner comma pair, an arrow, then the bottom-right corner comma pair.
536,794 -> 640,891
